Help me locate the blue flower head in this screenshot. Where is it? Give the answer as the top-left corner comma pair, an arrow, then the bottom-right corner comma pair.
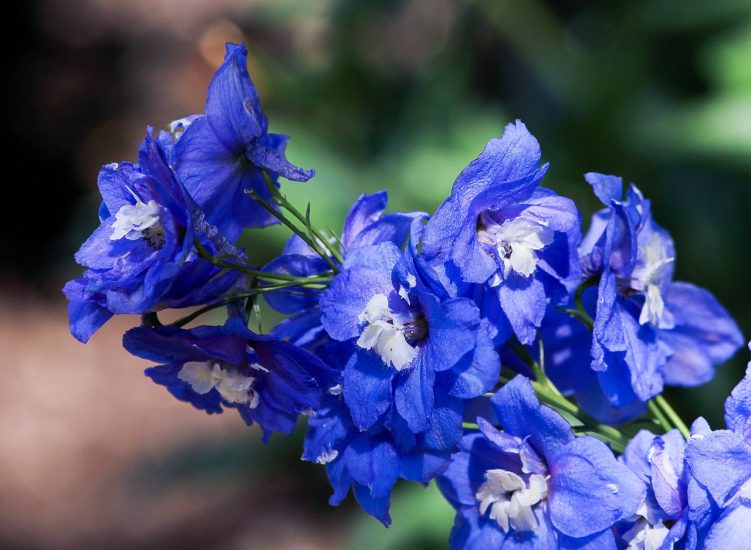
302,382 -> 455,526
565,173 -> 744,421
438,376 -> 644,548
422,121 -> 581,345
266,191 -> 425,350
319,240 -> 499,439
171,43 -> 314,240
618,428 -> 696,548
684,359 -> 751,548
123,317 -> 337,441
63,129 -> 240,343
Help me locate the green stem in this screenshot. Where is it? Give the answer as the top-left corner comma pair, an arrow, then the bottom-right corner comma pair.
530,381 -> 628,452
170,297 -> 243,327
648,400 -> 672,434
655,395 -> 690,438
575,277 -> 597,311
261,172 -> 345,265
560,308 -> 594,330
194,238 -> 331,282
502,341 -> 629,453
142,312 -> 163,328
246,189 -> 340,272
169,280 -> 325,328
559,278 -> 597,329
267,178 -> 345,264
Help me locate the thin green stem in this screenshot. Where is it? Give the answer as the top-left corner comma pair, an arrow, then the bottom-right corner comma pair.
170,297 -> 242,327
530,379 -> 578,416
501,341 -> 629,453
507,338 -> 536,370
169,280 -> 325,328
246,189 -> 339,272
558,278 -> 597,329
530,380 -> 628,452
648,400 -> 672,434
560,308 -> 594,330
575,277 -> 597,311
142,312 -> 163,328
193,238 -> 330,282
655,395 -> 690,438
262,172 -> 345,264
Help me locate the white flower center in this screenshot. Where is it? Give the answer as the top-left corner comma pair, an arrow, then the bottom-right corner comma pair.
630,232 -> 675,329
477,214 -> 554,279
169,116 -> 195,140
622,516 -> 670,550
398,273 -> 417,304
178,361 -> 259,408
356,293 -> 422,370
475,469 -> 549,533
110,194 -> 163,248
316,448 -> 339,465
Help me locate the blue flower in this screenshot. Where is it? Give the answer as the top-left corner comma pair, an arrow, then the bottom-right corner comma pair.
302,374 -> 455,526
123,317 -> 337,440
437,376 -> 644,549
267,191 -> 424,350
539,306 -> 649,423
63,130 -> 240,343
575,173 -> 743,419
684,361 -> 751,548
170,43 -> 314,240
618,428 -> 694,548
319,240 -> 499,439
422,120 -> 581,345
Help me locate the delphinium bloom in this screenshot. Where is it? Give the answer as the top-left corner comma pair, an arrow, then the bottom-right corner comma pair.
438,376 -> 644,548
560,173 -> 743,421
618,428 -> 693,548
267,191 -> 423,349
123,317 -> 337,440
171,43 -> 314,240
422,120 -> 581,345
319,240 -> 498,437
63,131 -> 240,343
60,33 -> 751,547
685,363 -> 751,547
294,219 -> 497,524
302,353 -> 459,526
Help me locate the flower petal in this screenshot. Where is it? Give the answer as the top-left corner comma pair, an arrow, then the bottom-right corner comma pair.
548,437 -> 644,538
343,350 -> 394,431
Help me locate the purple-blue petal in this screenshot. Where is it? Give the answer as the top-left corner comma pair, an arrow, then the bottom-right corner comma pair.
341,191 -> 388,248
342,350 -> 394,431
686,429 -> 751,507
497,274 -> 547,345
725,367 -> 751,444
584,172 -> 623,206
548,436 -> 644,538
204,43 -> 265,152
661,282 -> 743,387
394,355 -> 435,433
491,375 -> 574,459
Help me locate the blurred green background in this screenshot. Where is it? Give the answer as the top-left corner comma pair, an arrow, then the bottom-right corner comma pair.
4,0 -> 751,548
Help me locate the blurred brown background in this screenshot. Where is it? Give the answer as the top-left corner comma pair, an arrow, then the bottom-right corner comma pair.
4,0 -> 751,548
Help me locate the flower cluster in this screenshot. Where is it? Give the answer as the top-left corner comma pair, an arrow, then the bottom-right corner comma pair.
66,42 -> 747,548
